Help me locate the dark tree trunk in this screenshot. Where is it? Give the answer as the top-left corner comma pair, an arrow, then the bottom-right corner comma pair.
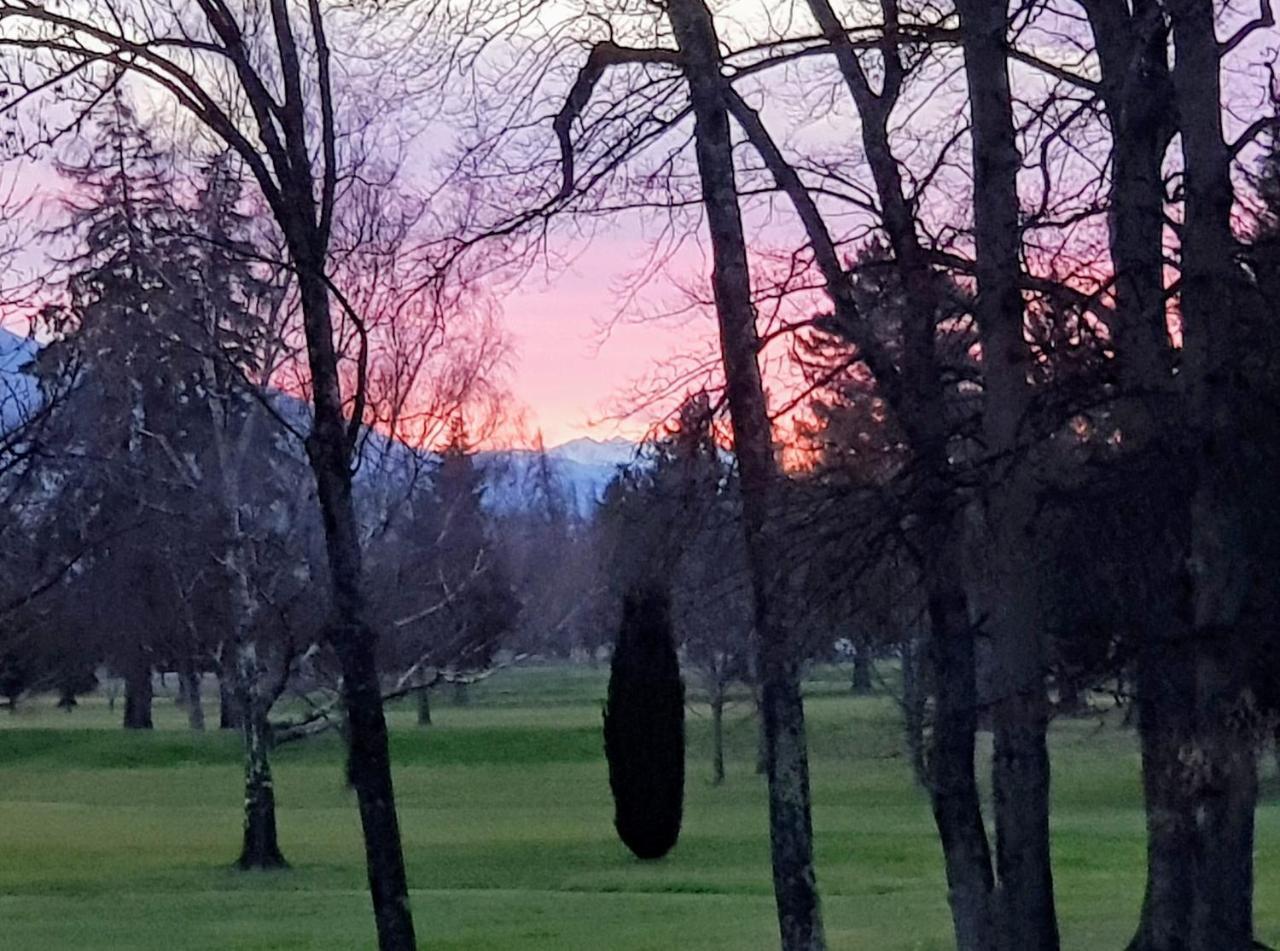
710,679 -> 726,786
336,631 -> 415,950
926,572 -> 998,951
955,0 -> 1058,945
123,654 -> 153,730
1164,0 -> 1258,945
219,671 -> 244,730
755,685 -> 769,776
1079,10 -> 1190,941
294,267 -> 416,951
793,4 -> 999,946
1188,632 -> 1257,951
665,3 -> 825,946
1127,629 -> 1197,951
179,656 -> 205,732
851,641 -> 873,695
416,686 -> 432,726
452,681 -> 469,706
901,631 -> 928,787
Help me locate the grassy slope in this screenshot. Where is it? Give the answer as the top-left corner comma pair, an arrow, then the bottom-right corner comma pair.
0,666 -> 1276,950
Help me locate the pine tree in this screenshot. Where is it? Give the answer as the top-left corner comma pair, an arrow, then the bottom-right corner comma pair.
603,584 -> 685,860
37,94 -> 193,732
432,415 -> 517,675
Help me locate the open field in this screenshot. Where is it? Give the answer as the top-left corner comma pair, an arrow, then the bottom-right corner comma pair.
1,666 -> 1278,950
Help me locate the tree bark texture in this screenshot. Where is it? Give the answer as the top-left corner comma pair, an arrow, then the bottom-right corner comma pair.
1165,0 -> 1258,945
295,267 -> 417,951
666,3 -> 825,946
955,1 -> 1058,946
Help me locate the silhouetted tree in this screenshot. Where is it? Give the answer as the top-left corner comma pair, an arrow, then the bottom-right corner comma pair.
603,585 -> 685,860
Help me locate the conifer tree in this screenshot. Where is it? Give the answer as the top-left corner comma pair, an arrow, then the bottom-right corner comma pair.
603,584 -> 685,860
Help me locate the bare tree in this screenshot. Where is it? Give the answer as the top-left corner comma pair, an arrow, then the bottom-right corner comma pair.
0,5 -> 445,945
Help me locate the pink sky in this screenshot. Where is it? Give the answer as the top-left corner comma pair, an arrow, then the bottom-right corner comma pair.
500,234 -> 720,447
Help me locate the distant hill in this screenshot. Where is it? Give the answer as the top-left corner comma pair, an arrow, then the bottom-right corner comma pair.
1,327 -> 641,517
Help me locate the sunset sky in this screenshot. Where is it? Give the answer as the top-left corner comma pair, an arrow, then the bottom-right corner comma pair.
498,230 -> 721,448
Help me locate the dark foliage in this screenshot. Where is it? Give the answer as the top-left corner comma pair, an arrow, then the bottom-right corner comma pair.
602,585 -> 685,860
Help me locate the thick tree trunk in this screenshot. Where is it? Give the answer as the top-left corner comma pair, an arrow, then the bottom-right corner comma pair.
955,1 -> 1058,946
1080,9 -> 1195,947
416,686 -> 432,726
755,686 -> 769,776
666,4 -> 825,946
1188,634 -> 1257,950
1165,0 -> 1258,946
953,41 -> 1057,951
1126,606 -> 1197,951
452,681 -> 469,706
297,268 -> 416,951
123,653 -> 153,730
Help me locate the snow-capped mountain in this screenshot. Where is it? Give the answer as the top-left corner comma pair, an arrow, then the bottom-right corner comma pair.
479,437 -> 641,517
2,327 -> 641,517
546,435 -> 638,469
0,326 -> 39,431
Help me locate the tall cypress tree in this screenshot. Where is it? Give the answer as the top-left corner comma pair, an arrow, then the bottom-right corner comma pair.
603,584 -> 685,860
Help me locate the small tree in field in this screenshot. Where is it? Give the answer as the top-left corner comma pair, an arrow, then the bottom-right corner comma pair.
603,585 -> 685,860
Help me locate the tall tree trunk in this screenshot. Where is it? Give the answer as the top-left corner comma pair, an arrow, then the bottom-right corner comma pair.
123,651 -> 153,730
955,0 -> 1058,945
794,4 -> 1000,946
666,3 -> 825,946
755,684 -> 769,776
296,268 -> 416,951
1164,0 -> 1258,945
1079,8 -> 1190,945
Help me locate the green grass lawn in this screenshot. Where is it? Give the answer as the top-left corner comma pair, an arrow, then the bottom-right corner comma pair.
1,666 -> 1277,950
